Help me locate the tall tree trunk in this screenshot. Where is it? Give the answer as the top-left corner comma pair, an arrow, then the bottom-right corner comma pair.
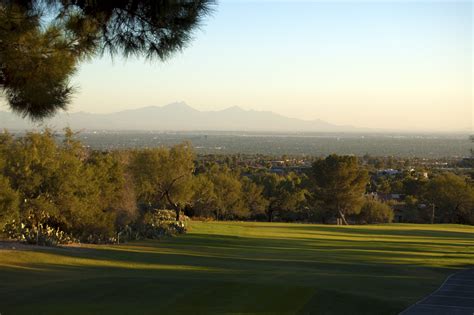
267,208 -> 273,222
338,210 -> 349,225
36,221 -> 40,245
165,192 -> 181,221
431,203 -> 435,224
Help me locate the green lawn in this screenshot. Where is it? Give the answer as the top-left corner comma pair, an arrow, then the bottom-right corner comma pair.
1,222 -> 473,314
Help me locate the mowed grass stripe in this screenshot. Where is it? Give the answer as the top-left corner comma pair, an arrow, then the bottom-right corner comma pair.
1,222 -> 473,315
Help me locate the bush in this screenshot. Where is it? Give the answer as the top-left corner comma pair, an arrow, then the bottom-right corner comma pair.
358,199 -> 394,224
153,209 -> 190,222
118,210 -> 188,242
3,220 -> 76,246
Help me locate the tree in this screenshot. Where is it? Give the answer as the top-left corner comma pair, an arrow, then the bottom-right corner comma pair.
206,165 -> 247,220
241,177 -> 269,218
470,135 -> 474,158
2,130 -> 62,228
0,129 -> 127,242
0,175 -> 19,229
424,172 -> 474,224
130,143 -> 195,221
376,178 -> 392,194
255,172 -> 307,222
358,199 -> 393,224
0,0 -> 214,119
110,151 -> 139,229
402,176 -> 427,197
310,154 -> 368,225
79,151 -> 131,239
190,173 -> 217,218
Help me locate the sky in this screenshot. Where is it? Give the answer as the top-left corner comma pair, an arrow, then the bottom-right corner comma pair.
60,1 -> 472,131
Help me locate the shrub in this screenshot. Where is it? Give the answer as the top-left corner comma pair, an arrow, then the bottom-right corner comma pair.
118,210 -> 188,242
3,220 -> 76,246
142,210 -> 188,237
358,199 -> 394,224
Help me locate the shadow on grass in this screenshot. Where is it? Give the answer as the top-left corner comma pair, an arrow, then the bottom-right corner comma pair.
0,243 -> 445,315
0,224 -> 472,315
263,224 -> 474,239
2,231 -> 471,277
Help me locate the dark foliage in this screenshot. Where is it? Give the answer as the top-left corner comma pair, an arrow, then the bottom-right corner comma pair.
0,0 -> 214,119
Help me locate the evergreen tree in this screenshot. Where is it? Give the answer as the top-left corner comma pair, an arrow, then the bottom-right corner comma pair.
310,154 -> 368,225
0,0 -> 214,119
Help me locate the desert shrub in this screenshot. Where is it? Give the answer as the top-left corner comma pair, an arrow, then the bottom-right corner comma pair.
3,220 -> 76,246
358,199 -> 394,224
118,210 -> 188,242
78,217 -> 118,244
141,210 -> 188,237
155,209 -> 190,222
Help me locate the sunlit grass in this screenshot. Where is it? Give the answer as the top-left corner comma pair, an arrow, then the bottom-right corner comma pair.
1,222 -> 473,314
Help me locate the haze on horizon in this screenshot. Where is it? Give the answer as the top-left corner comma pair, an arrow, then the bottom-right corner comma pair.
2,0 -> 471,132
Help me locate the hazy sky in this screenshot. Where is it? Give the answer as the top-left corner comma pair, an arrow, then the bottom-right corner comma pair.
65,1 -> 471,131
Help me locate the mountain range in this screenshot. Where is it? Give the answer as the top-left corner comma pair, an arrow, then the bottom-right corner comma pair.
0,102 -> 364,132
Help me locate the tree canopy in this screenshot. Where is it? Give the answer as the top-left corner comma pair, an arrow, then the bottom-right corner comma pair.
0,0 -> 214,119
424,173 -> 474,224
0,129 -> 132,243
310,154 -> 368,225
255,172 -> 307,222
130,143 -> 195,221
358,199 -> 394,224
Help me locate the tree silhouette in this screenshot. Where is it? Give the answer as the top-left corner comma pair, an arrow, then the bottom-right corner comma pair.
0,0 -> 214,120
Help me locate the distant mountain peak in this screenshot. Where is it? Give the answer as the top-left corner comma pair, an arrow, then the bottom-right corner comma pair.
161,101 -> 195,110
222,105 -> 245,112
0,102 -> 365,132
